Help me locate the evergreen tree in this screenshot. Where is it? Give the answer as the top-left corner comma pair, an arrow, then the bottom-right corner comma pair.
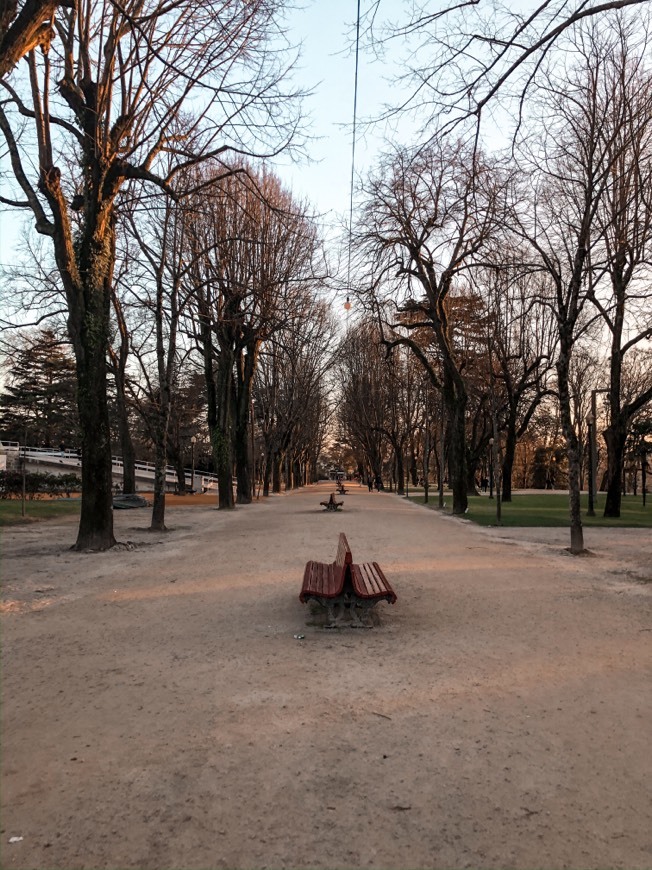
0,329 -> 79,447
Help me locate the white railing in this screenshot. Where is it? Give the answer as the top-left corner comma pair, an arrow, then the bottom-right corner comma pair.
0,440 -> 218,490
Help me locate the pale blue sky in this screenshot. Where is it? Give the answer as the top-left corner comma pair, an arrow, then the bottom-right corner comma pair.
0,2 -> 402,269
276,0 -> 400,233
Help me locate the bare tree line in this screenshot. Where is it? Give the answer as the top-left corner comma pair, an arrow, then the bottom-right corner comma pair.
339,12 -> 652,554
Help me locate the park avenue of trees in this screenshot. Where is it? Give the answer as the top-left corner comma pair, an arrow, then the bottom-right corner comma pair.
1,0 -> 651,554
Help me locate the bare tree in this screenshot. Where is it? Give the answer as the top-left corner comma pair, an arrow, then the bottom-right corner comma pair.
122,186 -> 195,531
186,167 -> 321,508
0,0 -> 303,549
358,140 -> 507,514
510,22 -> 645,552
336,319 -> 392,488
477,260 -> 557,501
254,295 -> 334,495
365,0 -> 648,135
584,21 -> 652,516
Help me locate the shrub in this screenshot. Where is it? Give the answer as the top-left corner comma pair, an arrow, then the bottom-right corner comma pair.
0,470 -> 82,499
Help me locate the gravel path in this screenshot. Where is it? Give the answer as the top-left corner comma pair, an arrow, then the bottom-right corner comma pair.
2,482 -> 650,869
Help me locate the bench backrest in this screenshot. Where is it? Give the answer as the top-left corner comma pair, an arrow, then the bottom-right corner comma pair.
335,532 -> 353,569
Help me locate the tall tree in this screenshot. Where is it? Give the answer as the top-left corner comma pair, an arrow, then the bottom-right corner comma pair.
0,0 -> 303,548
123,187 -> 193,531
187,167 -> 320,508
336,319 -> 393,489
359,140 -> 506,514
478,262 -> 557,501
511,21 -> 643,552
584,20 -> 652,516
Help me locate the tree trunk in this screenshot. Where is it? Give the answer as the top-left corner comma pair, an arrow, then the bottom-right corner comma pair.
502,420 -> 517,502
263,448 -> 273,496
173,452 -> 186,494
466,459 -> 479,496
213,424 -> 235,509
234,420 -> 253,504
214,351 -> 236,510
422,429 -> 431,504
602,421 -> 627,518
272,453 -> 282,493
557,343 -> 584,554
447,385 -> 468,515
234,345 -> 257,504
110,291 -> 136,495
150,430 -> 168,531
69,281 -> 116,551
110,359 -> 137,495
395,449 -> 405,495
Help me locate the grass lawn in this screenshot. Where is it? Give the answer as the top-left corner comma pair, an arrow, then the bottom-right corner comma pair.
0,498 -> 81,527
406,491 -> 652,528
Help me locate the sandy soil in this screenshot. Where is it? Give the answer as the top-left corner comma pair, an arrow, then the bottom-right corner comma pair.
1,482 -> 651,870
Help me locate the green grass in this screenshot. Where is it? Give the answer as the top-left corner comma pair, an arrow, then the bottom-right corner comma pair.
407,492 -> 652,528
0,498 -> 81,527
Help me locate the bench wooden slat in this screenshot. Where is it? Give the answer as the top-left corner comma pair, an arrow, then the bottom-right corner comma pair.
300,551 -> 346,601
336,532 -> 353,567
300,534 -> 397,620
351,561 -> 397,603
301,561 -> 331,599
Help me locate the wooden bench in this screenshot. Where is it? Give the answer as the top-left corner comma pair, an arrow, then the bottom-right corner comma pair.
320,492 -> 343,511
300,532 -> 396,627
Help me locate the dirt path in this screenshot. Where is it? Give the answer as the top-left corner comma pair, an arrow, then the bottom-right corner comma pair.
1,483 -> 650,870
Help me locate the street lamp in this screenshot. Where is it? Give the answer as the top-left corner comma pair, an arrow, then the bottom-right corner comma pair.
488,437 -> 494,499
190,436 -> 197,493
587,414 -> 595,517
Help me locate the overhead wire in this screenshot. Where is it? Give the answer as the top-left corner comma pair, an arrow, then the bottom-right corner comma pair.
346,0 -> 362,306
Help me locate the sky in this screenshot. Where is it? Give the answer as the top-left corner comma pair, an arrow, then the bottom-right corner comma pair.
276,0 -> 399,232
0,1 -> 401,274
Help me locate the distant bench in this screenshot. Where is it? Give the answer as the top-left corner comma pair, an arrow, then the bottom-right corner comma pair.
300,532 -> 396,627
320,492 -> 343,511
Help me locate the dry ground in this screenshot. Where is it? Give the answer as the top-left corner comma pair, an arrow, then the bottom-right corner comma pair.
1,482 -> 651,870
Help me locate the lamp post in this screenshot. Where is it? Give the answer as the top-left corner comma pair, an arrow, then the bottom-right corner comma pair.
405,448 -> 409,499
251,398 -> 257,500
20,439 -> 27,518
190,436 -> 196,493
488,437 -> 494,499
642,444 -> 648,508
587,414 -> 595,517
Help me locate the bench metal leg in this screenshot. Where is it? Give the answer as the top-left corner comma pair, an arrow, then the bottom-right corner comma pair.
313,595 -> 346,628
306,595 -> 380,629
